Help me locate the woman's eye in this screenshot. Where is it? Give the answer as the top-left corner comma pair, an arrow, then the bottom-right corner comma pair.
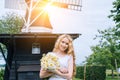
62,41 -> 65,43
61,41 -> 68,45
66,43 -> 68,45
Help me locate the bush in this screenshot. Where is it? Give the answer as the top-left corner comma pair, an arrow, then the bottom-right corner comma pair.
0,69 -> 4,80
75,66 -> 84,79
76,65 -> 106,80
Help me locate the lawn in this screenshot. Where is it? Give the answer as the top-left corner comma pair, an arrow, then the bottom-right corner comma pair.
106,76 -> 119,80
73,78 -> 80,80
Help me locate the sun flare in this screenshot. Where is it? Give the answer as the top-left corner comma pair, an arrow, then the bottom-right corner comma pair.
43,2 -> 54,13
43,3 -> 54,13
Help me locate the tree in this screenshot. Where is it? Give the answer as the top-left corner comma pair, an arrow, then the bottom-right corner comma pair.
108,0 -> 120,36
86,27 -> 120,78
86,45 -> 112,69
87,28 -> 120,66
108,0 -> 120,69
0,12 -> 24,34
86,0 -> 120,72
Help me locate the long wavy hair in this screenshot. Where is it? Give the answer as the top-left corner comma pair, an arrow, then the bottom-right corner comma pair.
53,34 -> 76,77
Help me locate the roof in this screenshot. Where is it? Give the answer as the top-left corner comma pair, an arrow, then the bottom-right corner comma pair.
0,33 -> 80,40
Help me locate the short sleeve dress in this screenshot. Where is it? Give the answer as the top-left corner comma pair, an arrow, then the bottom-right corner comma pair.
48,52 -> 72,80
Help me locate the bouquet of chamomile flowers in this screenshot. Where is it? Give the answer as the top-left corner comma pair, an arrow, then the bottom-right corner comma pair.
40,52 -> 60,71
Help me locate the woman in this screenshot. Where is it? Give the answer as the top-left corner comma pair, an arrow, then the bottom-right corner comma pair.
40,34 -> 76,80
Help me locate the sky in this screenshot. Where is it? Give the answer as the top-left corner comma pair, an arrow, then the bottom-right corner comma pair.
0,0 -> 115,65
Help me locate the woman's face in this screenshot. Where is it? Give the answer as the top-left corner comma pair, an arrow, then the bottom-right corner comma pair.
59,37 -> 69,52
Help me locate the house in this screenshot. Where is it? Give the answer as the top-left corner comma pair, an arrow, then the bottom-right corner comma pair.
0,33 -> 79,80
1,0 -> 81,80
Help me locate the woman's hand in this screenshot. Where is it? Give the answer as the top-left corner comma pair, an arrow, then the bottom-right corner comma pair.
40,68 -> 54,78
48,67 -> 68,74
59,67 -> 68,74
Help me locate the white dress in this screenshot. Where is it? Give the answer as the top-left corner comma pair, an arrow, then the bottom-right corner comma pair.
48,52 -> 72,80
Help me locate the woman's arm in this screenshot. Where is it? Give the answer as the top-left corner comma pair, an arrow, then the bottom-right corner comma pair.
39,68 -> 54,78
53,56 -> 73,79
59,67 -> 68,73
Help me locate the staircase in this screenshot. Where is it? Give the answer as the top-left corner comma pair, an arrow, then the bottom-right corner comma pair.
9,60 -> 41,80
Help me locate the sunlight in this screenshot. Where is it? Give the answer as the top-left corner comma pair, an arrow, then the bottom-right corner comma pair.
43,2 -> 55,14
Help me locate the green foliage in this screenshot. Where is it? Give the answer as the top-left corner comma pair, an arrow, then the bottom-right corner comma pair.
109,0 -> 120,38
75,66 -> 84,79
87,27 -> 120,69
109,0 -> 120,28
86,45 -> 113,69
0,12 -> 24,34
0,43 -> 7,54
0,69 -> 4,80
86,0 -> 120,78
86,65 -> 106,80
75,66 -> 106,80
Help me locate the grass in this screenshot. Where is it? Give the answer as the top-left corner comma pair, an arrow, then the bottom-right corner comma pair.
73,78 -> 80,80
106,69 -> 120,80
106,76 -> 120,80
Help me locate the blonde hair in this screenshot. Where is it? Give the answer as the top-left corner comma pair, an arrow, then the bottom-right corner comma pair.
53,34 -> 76,77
